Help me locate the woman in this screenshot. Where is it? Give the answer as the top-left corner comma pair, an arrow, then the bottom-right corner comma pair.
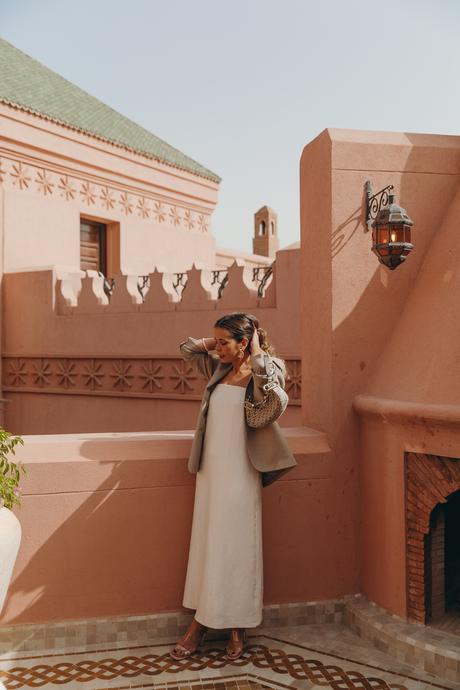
170,312 -> 296,661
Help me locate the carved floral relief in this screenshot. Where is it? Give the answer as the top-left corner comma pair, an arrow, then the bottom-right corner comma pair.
0,157 -> 210,233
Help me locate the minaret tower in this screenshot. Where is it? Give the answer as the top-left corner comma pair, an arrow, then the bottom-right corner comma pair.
253,206 -> 279,258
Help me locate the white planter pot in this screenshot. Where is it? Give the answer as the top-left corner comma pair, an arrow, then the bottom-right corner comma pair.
0,506 -> 22,614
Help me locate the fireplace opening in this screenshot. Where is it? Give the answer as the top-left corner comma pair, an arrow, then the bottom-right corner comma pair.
445,488 -> 460,614
405,452 -> 460,627
424,488 -> 460,626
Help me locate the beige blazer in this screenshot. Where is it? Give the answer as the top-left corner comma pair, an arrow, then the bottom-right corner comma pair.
179,336 -> 298,475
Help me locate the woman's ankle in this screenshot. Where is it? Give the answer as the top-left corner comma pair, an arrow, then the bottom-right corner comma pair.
184,620 -> 205,639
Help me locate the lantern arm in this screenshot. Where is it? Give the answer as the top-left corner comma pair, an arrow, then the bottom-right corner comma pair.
365,180 -> 395,230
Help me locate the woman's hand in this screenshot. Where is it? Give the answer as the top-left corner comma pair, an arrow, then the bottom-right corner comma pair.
250,326 -> 264,355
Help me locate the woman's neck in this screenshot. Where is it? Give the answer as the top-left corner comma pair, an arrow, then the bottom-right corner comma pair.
230,352 -> 251,375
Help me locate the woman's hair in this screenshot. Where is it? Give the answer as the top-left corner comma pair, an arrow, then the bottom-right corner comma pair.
213,312 -> 276,356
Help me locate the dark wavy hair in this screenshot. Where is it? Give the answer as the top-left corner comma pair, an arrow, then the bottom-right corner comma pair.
213,312 -> 276,356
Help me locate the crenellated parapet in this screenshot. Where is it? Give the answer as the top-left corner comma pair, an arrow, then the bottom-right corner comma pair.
1,245 -> 301,433
56,258 -> 277,314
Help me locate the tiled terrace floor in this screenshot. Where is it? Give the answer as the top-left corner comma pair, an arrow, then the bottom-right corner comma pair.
0,620 -> 458,690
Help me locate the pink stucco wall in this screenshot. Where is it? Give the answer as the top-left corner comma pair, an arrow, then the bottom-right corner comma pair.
352,133 -> 460,617
0,103 -> 219,275
300,128 -> 460,619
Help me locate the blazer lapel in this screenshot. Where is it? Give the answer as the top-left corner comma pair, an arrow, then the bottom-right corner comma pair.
206,362 -> 233,389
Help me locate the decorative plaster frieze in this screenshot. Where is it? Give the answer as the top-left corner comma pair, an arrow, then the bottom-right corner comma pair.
58,174 -> 76,200
80,180 -> 97,206
0,155 -> 211,233
10,161 -> 31,189
153,200 -> 167,223
169,205 -> 181,225
3,355 -> 301,402
119,191 -> 133,215
136,196 -> 150,219
99,185 -> 115,209
285,359 -> 301,398
35,168 -> 54,195
184,208 -> 195,229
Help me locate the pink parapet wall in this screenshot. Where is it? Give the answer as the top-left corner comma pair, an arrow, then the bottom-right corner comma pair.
300,127 -> 460,621
0,428 -> 330,625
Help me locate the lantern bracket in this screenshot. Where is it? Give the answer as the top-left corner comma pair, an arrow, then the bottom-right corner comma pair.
365,181 -> 394,232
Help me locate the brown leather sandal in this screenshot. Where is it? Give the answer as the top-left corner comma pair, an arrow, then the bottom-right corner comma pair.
225,628 -> 247,660
170,624 -> 207,660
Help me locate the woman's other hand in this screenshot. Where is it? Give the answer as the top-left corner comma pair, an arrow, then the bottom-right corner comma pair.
250,327 -> 264,355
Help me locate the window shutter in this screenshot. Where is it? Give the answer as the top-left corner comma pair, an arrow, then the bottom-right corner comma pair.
80,220 -> 107,274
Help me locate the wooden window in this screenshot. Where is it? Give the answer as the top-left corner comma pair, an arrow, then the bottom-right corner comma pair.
80,219 -> 107,275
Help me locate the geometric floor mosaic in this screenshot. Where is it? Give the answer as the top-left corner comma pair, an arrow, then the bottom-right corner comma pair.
0,625 -> 456,690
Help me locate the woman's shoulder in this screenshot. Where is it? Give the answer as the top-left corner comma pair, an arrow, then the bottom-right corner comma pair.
274,358 -> 287,377
271,354 -> 286,368
259,354 -> 287,375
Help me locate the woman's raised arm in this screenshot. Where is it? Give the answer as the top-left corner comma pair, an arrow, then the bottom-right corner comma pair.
179,336 -> 221,380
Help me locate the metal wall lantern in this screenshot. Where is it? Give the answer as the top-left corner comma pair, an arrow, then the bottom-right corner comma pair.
365,181 -> 414,270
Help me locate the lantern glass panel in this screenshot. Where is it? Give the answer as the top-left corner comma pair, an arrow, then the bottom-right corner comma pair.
390,224 -> 405,243
377,224 -> 390,244
403,222 -> 411,243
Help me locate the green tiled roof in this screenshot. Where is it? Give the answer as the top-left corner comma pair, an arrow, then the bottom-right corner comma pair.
0,38 -> 221,183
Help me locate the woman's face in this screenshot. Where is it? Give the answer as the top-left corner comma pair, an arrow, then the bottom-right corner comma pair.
214,327 -> 249,362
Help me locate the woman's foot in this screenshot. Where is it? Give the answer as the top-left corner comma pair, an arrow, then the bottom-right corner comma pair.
225,628 -> 247,660
170,619 -> 207,660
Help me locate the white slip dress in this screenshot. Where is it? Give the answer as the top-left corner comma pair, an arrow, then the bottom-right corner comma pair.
182,382 -> 263,628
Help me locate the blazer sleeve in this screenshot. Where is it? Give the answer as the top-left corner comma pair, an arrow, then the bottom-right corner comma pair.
250,352 -> 287,402
179,336 -> 221,380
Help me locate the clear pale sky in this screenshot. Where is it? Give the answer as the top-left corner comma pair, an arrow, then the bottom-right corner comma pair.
1,0 -> 458,254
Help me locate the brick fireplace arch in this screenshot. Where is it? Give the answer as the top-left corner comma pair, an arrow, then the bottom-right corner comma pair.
405,452 -> 460,623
